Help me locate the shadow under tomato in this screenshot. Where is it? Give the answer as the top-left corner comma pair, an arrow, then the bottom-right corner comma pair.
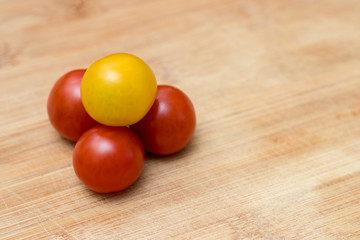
80,179 -> 144,202
145,132 -> 199,161
81,164 -> 148,201
59,135 -> 77,148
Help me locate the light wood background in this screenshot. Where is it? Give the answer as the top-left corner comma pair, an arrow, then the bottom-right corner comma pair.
1,0 -> 360,239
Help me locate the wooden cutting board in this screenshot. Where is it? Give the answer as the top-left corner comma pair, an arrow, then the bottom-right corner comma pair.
1,0 -> 360,239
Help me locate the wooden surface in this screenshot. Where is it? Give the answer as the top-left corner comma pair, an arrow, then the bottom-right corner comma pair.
1,0 -> 360,239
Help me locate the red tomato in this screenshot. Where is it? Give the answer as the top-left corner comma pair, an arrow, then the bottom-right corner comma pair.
73,125 -> 145,193
47,69 -> 98,141
131,85 -> 196,155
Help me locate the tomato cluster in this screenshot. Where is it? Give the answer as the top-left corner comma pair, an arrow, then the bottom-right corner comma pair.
47,53 -> 196,193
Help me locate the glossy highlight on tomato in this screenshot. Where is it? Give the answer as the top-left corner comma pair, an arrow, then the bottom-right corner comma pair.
81,53 -> 157,126
131,85 -> 196,155
47,69 -> 98,142
73,125 -> 145,193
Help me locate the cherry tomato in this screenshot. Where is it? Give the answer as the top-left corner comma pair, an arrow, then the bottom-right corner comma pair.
73,125 -> 145,193
47,69 -> 98,142
80,53 -> 157,126
131,85 -> 196,155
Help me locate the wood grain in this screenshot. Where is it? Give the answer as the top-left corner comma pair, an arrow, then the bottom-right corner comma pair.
1,0 -> 360,239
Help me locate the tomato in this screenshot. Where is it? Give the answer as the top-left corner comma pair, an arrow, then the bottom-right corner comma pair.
73,125 -> 145,193
47,69 -> 98,142
131,85 -> 196,155
80,53 -> 157,126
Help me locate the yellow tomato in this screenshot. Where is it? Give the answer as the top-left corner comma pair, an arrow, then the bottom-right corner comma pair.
81,53 -> 157,126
